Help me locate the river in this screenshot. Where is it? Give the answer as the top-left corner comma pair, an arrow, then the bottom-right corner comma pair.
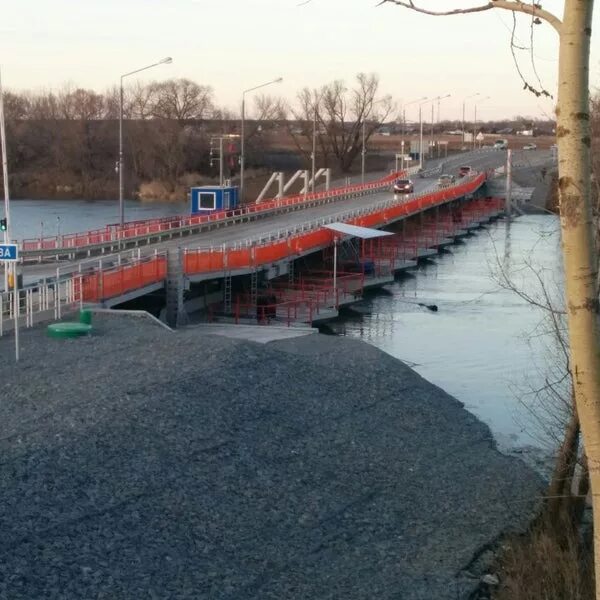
329,214 -> 564,464
9,198 -> 187,241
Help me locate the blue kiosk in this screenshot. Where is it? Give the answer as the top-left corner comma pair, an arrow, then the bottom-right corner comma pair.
190,185 -> 239,215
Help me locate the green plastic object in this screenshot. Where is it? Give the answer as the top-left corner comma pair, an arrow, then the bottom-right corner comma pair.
79,309 -> 93,325
47,322 -> 93,339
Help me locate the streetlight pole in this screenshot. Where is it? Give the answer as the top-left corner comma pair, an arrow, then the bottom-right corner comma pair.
419,104 -> 424,169
361,120 -> 366,184
0,66 -> 18,360
402,96 -> 427,157
240,77 -> 283,203
311,90 -> 322,193
462,93 -> 480,145
0,67 -> 10,251
119,57 -> 172,228
473,96 -> 491,149
418,98 -> 432,169
431,94 -> 451,153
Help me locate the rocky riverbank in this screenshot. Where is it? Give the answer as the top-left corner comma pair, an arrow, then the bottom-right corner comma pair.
0,315 -> 542,599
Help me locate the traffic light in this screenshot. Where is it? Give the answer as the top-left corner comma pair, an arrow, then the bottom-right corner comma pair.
0,218 -> 6,232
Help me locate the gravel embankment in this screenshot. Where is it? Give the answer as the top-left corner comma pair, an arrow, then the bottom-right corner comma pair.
0,315 -> 542,599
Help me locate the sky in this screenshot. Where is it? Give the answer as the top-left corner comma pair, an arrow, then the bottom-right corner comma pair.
1,0 -> 599,122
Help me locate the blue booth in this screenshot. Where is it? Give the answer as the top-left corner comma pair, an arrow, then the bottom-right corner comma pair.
190,185 -> 239,214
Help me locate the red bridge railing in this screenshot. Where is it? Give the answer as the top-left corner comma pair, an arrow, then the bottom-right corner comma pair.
183,173 -> 488,277
20,171 -> 404,252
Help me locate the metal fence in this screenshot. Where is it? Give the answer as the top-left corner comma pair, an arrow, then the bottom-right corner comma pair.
0,275 -> 83,337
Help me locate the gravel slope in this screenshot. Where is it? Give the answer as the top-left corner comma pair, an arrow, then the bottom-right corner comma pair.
0,315 -> 542,599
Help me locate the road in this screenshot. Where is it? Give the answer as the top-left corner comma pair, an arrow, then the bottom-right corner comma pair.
19,149 -> 552,285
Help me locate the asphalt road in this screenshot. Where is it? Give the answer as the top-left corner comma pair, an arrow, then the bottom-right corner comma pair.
20,149 -> 552,285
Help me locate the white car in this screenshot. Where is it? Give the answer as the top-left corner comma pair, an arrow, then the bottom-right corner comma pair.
523,143 -> 537,150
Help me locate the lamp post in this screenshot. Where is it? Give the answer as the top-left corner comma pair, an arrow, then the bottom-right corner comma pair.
401,96 -> 427,139
119,57 -> 172,228
418,98 -> 433,169
240,77 -> 283,203
400,97 -> 426,172
311,90 -> 323,193
0,66 -> 18,360
473,96 -> 491,149
462,93 -> 479,145
361,120 -> 366,184
430,94 -> 450,156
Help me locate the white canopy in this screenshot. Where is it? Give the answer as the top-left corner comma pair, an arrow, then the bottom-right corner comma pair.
324,223 -> 394,240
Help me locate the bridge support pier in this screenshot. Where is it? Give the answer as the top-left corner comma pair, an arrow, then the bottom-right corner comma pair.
166,248 -> 189,328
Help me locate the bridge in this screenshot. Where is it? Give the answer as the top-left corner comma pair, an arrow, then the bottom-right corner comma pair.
0,148 -> 536,334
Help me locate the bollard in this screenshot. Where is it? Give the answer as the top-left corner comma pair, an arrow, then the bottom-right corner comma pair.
79,309 -> 93,325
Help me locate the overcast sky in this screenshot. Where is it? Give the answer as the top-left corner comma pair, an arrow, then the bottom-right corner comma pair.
1,0 -> 598,122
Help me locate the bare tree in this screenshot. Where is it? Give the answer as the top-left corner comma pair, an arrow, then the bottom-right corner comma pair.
287,87 -> 332,167
151,78 -> 214,122
26,90 -> 60,120
243,93 -> 287,168
310,73 -> 393,173
381,0 -> 600,594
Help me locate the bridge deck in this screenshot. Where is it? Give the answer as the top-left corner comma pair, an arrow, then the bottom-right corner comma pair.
19,148 -> 553,287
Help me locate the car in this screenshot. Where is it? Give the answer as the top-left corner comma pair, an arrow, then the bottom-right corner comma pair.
437,174 -> 456,187
523,143 -> 537,150
493,139 -> 508,150
393,178 -> 414,194
458,166 -> 473,178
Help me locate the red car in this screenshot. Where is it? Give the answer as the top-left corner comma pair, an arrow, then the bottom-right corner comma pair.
393,178 -> 414,194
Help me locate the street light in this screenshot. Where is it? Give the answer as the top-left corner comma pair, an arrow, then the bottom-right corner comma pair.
0,66 -> 18,360
430,94 -> 450,154
240,77 -> 283,202
361,98 -> 389,183
361,120 -> 367,184
119,57 -> 172,228
398,97 -> 426,172
473,96 -> 491,149
462,93 -> 479,145
311,90 -> 324,193
402,96 -> 427,138
418,98 -> 433,169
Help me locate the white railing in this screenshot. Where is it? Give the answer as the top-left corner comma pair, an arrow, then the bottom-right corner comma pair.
0,275 -> 83,337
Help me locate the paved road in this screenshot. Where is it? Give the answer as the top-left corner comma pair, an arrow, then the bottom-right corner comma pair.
20,149 -> 551,285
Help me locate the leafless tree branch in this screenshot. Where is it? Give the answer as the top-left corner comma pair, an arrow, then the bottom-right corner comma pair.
379,0 -> 562,33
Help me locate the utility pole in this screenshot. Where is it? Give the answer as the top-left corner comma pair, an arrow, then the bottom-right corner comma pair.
505,148 -> 512,220
0,66 -> 18,361
211,134 -> 240,187
361,120 -> 366,184
430,102 -> 435,158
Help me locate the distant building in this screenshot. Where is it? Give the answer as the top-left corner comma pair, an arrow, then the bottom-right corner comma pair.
517,129 -> 534,136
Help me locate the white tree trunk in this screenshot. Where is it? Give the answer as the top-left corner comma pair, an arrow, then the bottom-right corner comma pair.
557,0 -> 600,595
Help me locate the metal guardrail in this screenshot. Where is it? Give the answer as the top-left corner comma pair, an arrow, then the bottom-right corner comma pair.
0,276 -> 83,336
0,174 -> 493,336
182,173 -> 489,279
19,171 -> 405,262
188,172 -> 487,253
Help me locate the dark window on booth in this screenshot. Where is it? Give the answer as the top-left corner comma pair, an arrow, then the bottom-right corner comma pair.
199,193 -> 215,209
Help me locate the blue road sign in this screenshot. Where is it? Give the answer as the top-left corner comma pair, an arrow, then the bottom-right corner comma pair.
0,244 -> 18,261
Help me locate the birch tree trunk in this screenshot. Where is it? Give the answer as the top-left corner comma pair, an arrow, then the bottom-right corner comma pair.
556,1 -> 600,594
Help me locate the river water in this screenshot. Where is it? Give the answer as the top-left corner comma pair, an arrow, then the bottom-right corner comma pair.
12,200 -> 563,462
9,199 -> 187,241
330,214 -> 565,462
